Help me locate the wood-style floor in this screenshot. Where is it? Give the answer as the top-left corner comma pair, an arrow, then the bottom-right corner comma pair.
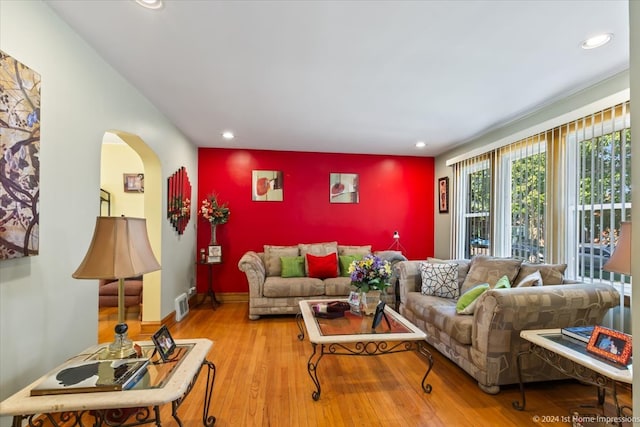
99,302 -> 632,427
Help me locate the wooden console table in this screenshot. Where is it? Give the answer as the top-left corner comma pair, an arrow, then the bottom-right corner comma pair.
0,339 -> 216,426
514,329 -> 631,416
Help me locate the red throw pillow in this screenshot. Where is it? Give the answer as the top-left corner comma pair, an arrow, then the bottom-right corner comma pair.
306,253 -> 338,279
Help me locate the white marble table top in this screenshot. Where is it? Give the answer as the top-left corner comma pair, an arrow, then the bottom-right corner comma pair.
0,338 -> 213,416
520,329 -> 631,384
299,299 -> 426,344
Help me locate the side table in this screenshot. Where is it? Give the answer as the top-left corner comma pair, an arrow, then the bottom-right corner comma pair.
514,329 -> 631,417
0,338 -> 217,427
198,260 -> 221,309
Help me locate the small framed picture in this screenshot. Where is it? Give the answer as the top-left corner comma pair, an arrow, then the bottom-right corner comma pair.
151,325 -> 176,362
348,291 -> 361,314
124,173 -> 144,193
586,325 -> 632,366
438,177 -> 449,213
207,245 -> 222,263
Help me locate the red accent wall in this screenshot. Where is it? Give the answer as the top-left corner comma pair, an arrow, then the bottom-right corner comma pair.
197,148 -> 435,293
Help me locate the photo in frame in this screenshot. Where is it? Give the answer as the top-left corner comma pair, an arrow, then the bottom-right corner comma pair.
586,325 -> 632,366
151,325 -> 176,362
124,173 -> 144,193
330,173 -> 359,203
207,245 -> 222,263
252,170 -> 283,201
438,177 -> 449,213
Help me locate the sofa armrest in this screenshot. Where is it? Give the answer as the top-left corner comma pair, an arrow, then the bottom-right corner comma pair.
472,283 -> 619,362
394,260 -> 423,308
238,251 -> 266,298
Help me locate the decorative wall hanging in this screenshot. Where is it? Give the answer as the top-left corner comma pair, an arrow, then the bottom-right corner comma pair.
438,177 -> 449,213
167,167 -> 191,234
330,173 -> 358,203
252,170 -> 283,201
123,173 -> 144,193
0,50 -> 41,260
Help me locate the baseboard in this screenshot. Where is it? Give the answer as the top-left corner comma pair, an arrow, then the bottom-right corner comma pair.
140,310 -> 178,335
218,292 -> 248,303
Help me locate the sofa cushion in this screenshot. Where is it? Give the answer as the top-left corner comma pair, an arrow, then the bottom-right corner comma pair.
338,245 -> 372,256
307,253 -> 339,279
405,293 -> 474,345
456,283 -> 490,314
419,262 -> 459,299
339,254 -> 363,277
299,242 -> 339,275
461,257 -> 522,294
515,270 -> 543,287
324,277 -> 353,296
263,276 -> 325,298
280,256 -> 305,278
515,262 -> 567,285
427,257 -> 471,291
264,245 -> 299,277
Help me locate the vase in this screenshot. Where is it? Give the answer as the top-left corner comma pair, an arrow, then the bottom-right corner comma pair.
360,290 -> 381,316
210,224 -> 217,245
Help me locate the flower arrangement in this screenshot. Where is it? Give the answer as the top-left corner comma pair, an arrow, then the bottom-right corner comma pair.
348,254 -> 392,293
199,194 -> 230,225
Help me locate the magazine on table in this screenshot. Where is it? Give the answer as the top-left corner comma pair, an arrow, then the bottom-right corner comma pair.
30,357 -> 149,396
561,325 -> 595,344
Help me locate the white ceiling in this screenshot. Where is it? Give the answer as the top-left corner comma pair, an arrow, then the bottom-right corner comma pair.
45,0 -> 629,157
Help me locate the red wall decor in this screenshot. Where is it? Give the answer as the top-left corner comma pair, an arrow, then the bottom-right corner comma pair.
197,148 -> 435,294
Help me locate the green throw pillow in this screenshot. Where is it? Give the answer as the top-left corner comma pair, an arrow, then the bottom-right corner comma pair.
339,254 -> 363,277
456,283 -> 490,314
281,256 -> 305,278
493,275 -> 511,289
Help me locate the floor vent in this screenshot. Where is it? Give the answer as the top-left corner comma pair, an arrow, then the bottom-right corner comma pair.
175,293 -> 189,322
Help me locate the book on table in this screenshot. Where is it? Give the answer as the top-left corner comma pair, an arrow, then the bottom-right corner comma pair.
561,325 -> 595,343
30,358 -> 150,396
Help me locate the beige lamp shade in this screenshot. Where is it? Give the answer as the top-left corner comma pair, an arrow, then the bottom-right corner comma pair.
602,222 -> 631,276
73,216 -> 161,279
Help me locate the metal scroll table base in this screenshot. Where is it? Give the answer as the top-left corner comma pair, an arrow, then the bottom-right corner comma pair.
12,360 -> 217,427
512,344 -> 630,420
296,313 -> 433,401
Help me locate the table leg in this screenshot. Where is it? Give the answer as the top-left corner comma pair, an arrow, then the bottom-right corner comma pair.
512,350 -> 528,411
202,361 -> 217,427
11,416 -> 23,427
295,313 -> 305,340
417,342 -> 433,393
307,343 -> 324,401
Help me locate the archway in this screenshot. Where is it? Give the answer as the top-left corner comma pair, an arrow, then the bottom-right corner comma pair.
100,131 -> 162,323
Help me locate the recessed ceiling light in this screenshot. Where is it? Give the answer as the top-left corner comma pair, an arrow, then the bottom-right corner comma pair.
135,0 -> 163,10
581,33 -> 613,50
222,131 -> 235,140
415,141 -> 426,148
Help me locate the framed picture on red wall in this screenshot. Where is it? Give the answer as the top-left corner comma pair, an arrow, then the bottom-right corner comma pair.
438,177 -> 449,213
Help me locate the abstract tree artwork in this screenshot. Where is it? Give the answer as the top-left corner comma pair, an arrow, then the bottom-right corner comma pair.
0,51 -> 41,260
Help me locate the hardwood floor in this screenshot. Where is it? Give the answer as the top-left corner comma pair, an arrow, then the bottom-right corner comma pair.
98,303 -> 632,426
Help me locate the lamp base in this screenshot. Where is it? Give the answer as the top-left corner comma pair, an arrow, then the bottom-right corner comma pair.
100,323 -> 137,359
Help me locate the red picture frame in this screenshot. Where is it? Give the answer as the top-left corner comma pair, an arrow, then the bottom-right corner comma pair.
586,325 -> 632,366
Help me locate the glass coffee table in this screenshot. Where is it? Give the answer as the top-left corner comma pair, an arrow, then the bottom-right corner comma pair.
296,299 -> 432,400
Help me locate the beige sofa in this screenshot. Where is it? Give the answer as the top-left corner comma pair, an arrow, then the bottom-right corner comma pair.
396,256 -> 619,394
238,242 -> 406,320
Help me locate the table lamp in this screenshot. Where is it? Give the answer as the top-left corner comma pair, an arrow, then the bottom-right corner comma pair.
73,216 -> 161,359
602,222 -> 631,332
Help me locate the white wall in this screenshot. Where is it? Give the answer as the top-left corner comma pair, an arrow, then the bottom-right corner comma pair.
0,1 -> 197,422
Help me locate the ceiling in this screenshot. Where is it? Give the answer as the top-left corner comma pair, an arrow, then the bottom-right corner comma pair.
45,0 -> 629,157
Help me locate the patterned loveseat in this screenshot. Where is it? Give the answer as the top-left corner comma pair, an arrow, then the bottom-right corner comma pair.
396,255 -> 619,394
238,242 -> 406,320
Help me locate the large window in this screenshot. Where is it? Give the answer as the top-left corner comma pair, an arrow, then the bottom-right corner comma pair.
451,102 -> 631,289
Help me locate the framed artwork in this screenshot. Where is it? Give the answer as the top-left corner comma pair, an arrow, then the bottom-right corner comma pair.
330,173 -> 359,203
438,177 -> 449,213
124,173 -> 144,193
252,170 -> 283,201
167,167 -> 191,235
0,50 -> 41,260
586,325 -> 632,366
151,325 -> 176,361
207,245 -> 222,263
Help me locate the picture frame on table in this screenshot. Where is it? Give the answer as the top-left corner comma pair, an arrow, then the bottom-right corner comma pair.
438,177 -> 449,213
151,325 -> 176,362
207,245 -> 222,263
586,325 -> 632,366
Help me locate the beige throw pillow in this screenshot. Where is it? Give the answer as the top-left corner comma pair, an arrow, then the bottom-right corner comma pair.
461,257 -> 522,294
515,270 -> 543,287
264,245 -> 299,277
515,262 -> 567,285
